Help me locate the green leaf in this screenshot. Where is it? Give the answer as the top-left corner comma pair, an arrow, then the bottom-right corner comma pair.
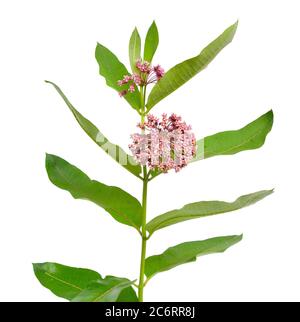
144,21 -> 159,63
146,190 -> 273,235
46,154 -> 142,230
95,43 -> 141,110
33,262 -> 101,300
72,276 -> 135,302
129,27 -> 141,73
117,286 -> 139,302
45,81 -> 142,178
194,110 -> 274,161
33,263 -> 137,302
149,110 -> 273,181
145,235 -> 242,279
146,21 -> 238,111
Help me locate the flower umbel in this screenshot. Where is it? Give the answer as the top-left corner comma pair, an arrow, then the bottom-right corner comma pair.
118,60 -> 165,97
129,114 -> 196,173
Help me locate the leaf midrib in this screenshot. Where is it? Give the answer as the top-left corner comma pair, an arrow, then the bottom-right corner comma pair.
45,272 -> 82,291
92,281 -> 129,302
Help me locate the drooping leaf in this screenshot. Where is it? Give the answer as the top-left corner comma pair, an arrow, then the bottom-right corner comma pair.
146,21 -> 238,111
45,81 -> 142,178
129,27 -> 141,73
144,21 -> 159,63
72,276 -> 135,302
147,190 -> 273,235
145,235 -> 242,279
33,263 -> 137,302
46,154 -> 142,230
194,110 -> 274,161
95,43 -> 141,110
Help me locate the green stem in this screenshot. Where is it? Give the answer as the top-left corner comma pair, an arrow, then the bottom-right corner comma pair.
138,84 -> 148,302
138,167 -> 148,302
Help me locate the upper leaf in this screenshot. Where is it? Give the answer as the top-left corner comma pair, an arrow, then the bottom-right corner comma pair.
33,262 -> 138,302
145,235 -> 242,279
194,110 -> 274,161
46,154 -> 142,230
144,21 -> 159,63
146,21 -> 238,110
72,276 -> 135,302
95,43 -> 141,110
129,27 -> 141,73
146,190 -> 273,235
45,81 -> 142,178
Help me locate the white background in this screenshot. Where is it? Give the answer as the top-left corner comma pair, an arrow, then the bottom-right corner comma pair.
0,0 -> 299,302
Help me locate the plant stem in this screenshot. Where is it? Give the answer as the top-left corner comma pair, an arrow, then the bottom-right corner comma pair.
138,85 -> 148,302
138,166 -> 148,301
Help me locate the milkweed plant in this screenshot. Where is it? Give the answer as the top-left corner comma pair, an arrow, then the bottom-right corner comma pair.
33,21 -> 274,302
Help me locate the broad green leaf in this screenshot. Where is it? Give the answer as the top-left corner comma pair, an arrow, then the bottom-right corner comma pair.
149,110 -> 273,181
129,27 -> 141,73
72,277 -> 135,302
33,263 -> 137,302
147,190 -> 273,235
146,21 -> 238,111
95,43 -> 141,110
144,21 -> 159,63
33,262 -> 101,300
194,110 -> 274,161
145,235 -> 242,279
45,81 -> 142,179
46,154 -> 142,230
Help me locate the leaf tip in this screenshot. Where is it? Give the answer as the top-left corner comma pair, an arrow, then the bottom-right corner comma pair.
268,109 -> 274,119
95,42 -> 103,54
45,152 -> 52,160
45,153 -> 56,170
32,262 -> 42,274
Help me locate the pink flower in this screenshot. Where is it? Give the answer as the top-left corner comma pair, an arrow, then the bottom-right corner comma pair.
118,90 -> 128,97
129,84 -> 135,93
117,60 -> 165,98
129,114 -> 196,173
136,60 -> 151,74
132,73 -> 143,86
153,65 -> 165,80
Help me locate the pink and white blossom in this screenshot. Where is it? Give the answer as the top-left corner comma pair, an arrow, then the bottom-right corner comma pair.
129,114 -> 196,173
117,60 -> 165,97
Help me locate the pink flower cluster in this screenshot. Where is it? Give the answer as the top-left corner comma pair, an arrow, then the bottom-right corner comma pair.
129,114 -> 197,173
118,60 -> 165,97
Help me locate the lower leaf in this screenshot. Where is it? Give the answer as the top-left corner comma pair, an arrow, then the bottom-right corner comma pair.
71,277 -> 136,302
33,262 -> 137,302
